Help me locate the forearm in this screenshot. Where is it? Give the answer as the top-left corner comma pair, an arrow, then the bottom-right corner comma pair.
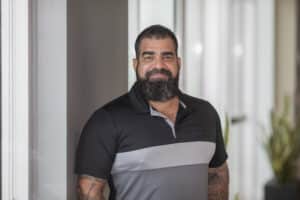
208,162 -> 229,200
77,175 -> 106,200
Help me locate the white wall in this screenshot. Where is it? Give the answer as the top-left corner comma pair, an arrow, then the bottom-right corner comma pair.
31,0 -> 128,199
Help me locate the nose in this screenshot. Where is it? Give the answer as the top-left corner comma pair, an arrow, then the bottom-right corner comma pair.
154,57 -> 166,69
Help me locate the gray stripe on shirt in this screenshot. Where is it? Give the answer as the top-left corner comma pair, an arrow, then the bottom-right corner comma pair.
111,141 -> 215,174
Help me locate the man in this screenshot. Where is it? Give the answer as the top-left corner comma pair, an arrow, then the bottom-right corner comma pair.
75,24 -> 229,200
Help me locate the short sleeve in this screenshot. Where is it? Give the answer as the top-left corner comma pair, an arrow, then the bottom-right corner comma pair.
209,111 -> 228,168
75,109 -> 118,179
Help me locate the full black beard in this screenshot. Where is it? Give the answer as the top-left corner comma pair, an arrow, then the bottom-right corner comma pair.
136,68 -> 180,102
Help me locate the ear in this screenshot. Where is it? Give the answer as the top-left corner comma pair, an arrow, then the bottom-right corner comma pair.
133,58 -> 138,71
177,57 -> 181,69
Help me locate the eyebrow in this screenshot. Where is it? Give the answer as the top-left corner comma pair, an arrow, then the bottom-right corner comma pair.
141,51 -> 155,56
161,52 -> 175,56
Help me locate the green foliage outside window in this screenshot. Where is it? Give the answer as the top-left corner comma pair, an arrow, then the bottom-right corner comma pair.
263,97 -> 300,184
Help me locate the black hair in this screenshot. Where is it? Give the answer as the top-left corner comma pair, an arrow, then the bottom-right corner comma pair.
134,24 -> 178,58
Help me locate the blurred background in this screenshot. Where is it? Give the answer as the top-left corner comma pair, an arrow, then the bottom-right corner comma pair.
1,0 -> 299,200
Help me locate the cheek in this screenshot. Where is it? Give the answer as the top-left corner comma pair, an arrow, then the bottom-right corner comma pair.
168,64 -> 179,77
136,65 -> 147,78
137,64 -> 152,76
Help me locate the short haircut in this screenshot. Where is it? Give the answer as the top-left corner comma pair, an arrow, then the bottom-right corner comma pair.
134,24 -> 178,58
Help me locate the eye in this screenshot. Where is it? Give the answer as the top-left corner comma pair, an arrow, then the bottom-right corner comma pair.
143,55 -> 154,62
163,54 -> 174,61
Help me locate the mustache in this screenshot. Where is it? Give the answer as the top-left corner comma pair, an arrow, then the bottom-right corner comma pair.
145,68 -> 172,80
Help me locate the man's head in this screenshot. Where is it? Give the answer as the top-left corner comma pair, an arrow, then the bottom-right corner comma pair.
133,25 -> 181,102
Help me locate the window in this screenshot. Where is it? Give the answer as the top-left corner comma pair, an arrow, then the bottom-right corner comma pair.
128,0 -> 275,199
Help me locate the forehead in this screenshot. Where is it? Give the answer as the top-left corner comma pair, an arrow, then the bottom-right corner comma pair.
139,38 -> 176,53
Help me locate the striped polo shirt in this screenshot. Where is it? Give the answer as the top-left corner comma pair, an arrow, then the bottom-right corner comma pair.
75,82 -> 227,200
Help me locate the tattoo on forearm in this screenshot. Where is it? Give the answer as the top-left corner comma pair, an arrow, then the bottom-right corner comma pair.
208,163 -> 229,200
77,175 -> 106,200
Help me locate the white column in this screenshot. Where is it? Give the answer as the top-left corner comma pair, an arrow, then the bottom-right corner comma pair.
128,0 -> 139,88
183,0 -> 204,98
1,0 -> 29,199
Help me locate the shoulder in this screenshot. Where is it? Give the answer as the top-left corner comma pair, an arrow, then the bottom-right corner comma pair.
87,92 -> 134,128
92,92 -> 132,116
81,93 -> 132,138
181,93 -> 219,117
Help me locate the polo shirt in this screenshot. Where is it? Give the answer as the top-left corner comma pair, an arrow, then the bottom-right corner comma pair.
75,82 -> 228,200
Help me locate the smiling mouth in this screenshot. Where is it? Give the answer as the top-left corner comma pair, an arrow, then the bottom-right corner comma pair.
150,73 -> 168,79
149,73 -> 169,80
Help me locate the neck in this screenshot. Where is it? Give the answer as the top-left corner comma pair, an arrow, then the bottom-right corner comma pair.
149,96 -> 179,122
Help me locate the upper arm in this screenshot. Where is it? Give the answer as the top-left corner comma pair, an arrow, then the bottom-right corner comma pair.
75,109 -> 118,199
209,110 -> 228,168
75,109 -> 118,179
208,162 -> 229,200
77,175 -> 106,200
